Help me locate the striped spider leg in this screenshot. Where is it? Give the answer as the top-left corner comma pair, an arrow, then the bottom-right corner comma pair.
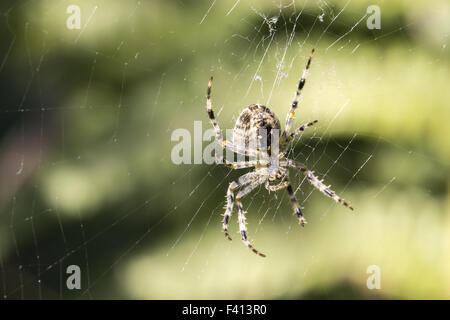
207,77 -> 258,159
236,177 -> 267,257
287,159 -> 354,211
281,49 -> 315,141
222,172 -> 266,257
264,166 -> 307,226
289,120 -> 319,140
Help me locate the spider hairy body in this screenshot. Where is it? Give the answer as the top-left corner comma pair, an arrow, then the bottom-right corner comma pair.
205,49 -> 353,257
233,104 -> 288,186
233,104 -> 281,155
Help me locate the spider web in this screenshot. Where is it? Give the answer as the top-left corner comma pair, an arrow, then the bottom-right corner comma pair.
0,0 -> 448,299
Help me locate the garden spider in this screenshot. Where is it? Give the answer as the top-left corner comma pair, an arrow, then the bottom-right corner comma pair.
206,49 -> 353,257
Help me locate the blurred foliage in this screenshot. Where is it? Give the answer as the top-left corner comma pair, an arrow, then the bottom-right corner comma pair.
0,0 -> 449,299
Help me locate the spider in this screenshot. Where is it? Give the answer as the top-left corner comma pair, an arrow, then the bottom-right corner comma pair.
206,49 -> 353,257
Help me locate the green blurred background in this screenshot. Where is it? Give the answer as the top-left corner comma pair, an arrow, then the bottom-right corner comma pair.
0,0 -> 449,299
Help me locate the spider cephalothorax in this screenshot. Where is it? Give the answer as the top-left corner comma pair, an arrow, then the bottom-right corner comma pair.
206,49 -> 353,257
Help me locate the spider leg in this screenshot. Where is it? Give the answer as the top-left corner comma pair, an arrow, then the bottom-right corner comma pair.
206,77 -> 257,157
287,159 -> 354,210
216,157 -> 260,169
286,181 -> 307,226
266,180 -> 289,192
206,77 -> 224,145
305,171 -> 354,210
236,181 -> 266,257
289,120 -> 319,140
222,172 -> 257,241
282,49 -> 315,139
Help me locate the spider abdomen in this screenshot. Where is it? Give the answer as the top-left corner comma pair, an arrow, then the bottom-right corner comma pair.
233,104 -> 281,154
